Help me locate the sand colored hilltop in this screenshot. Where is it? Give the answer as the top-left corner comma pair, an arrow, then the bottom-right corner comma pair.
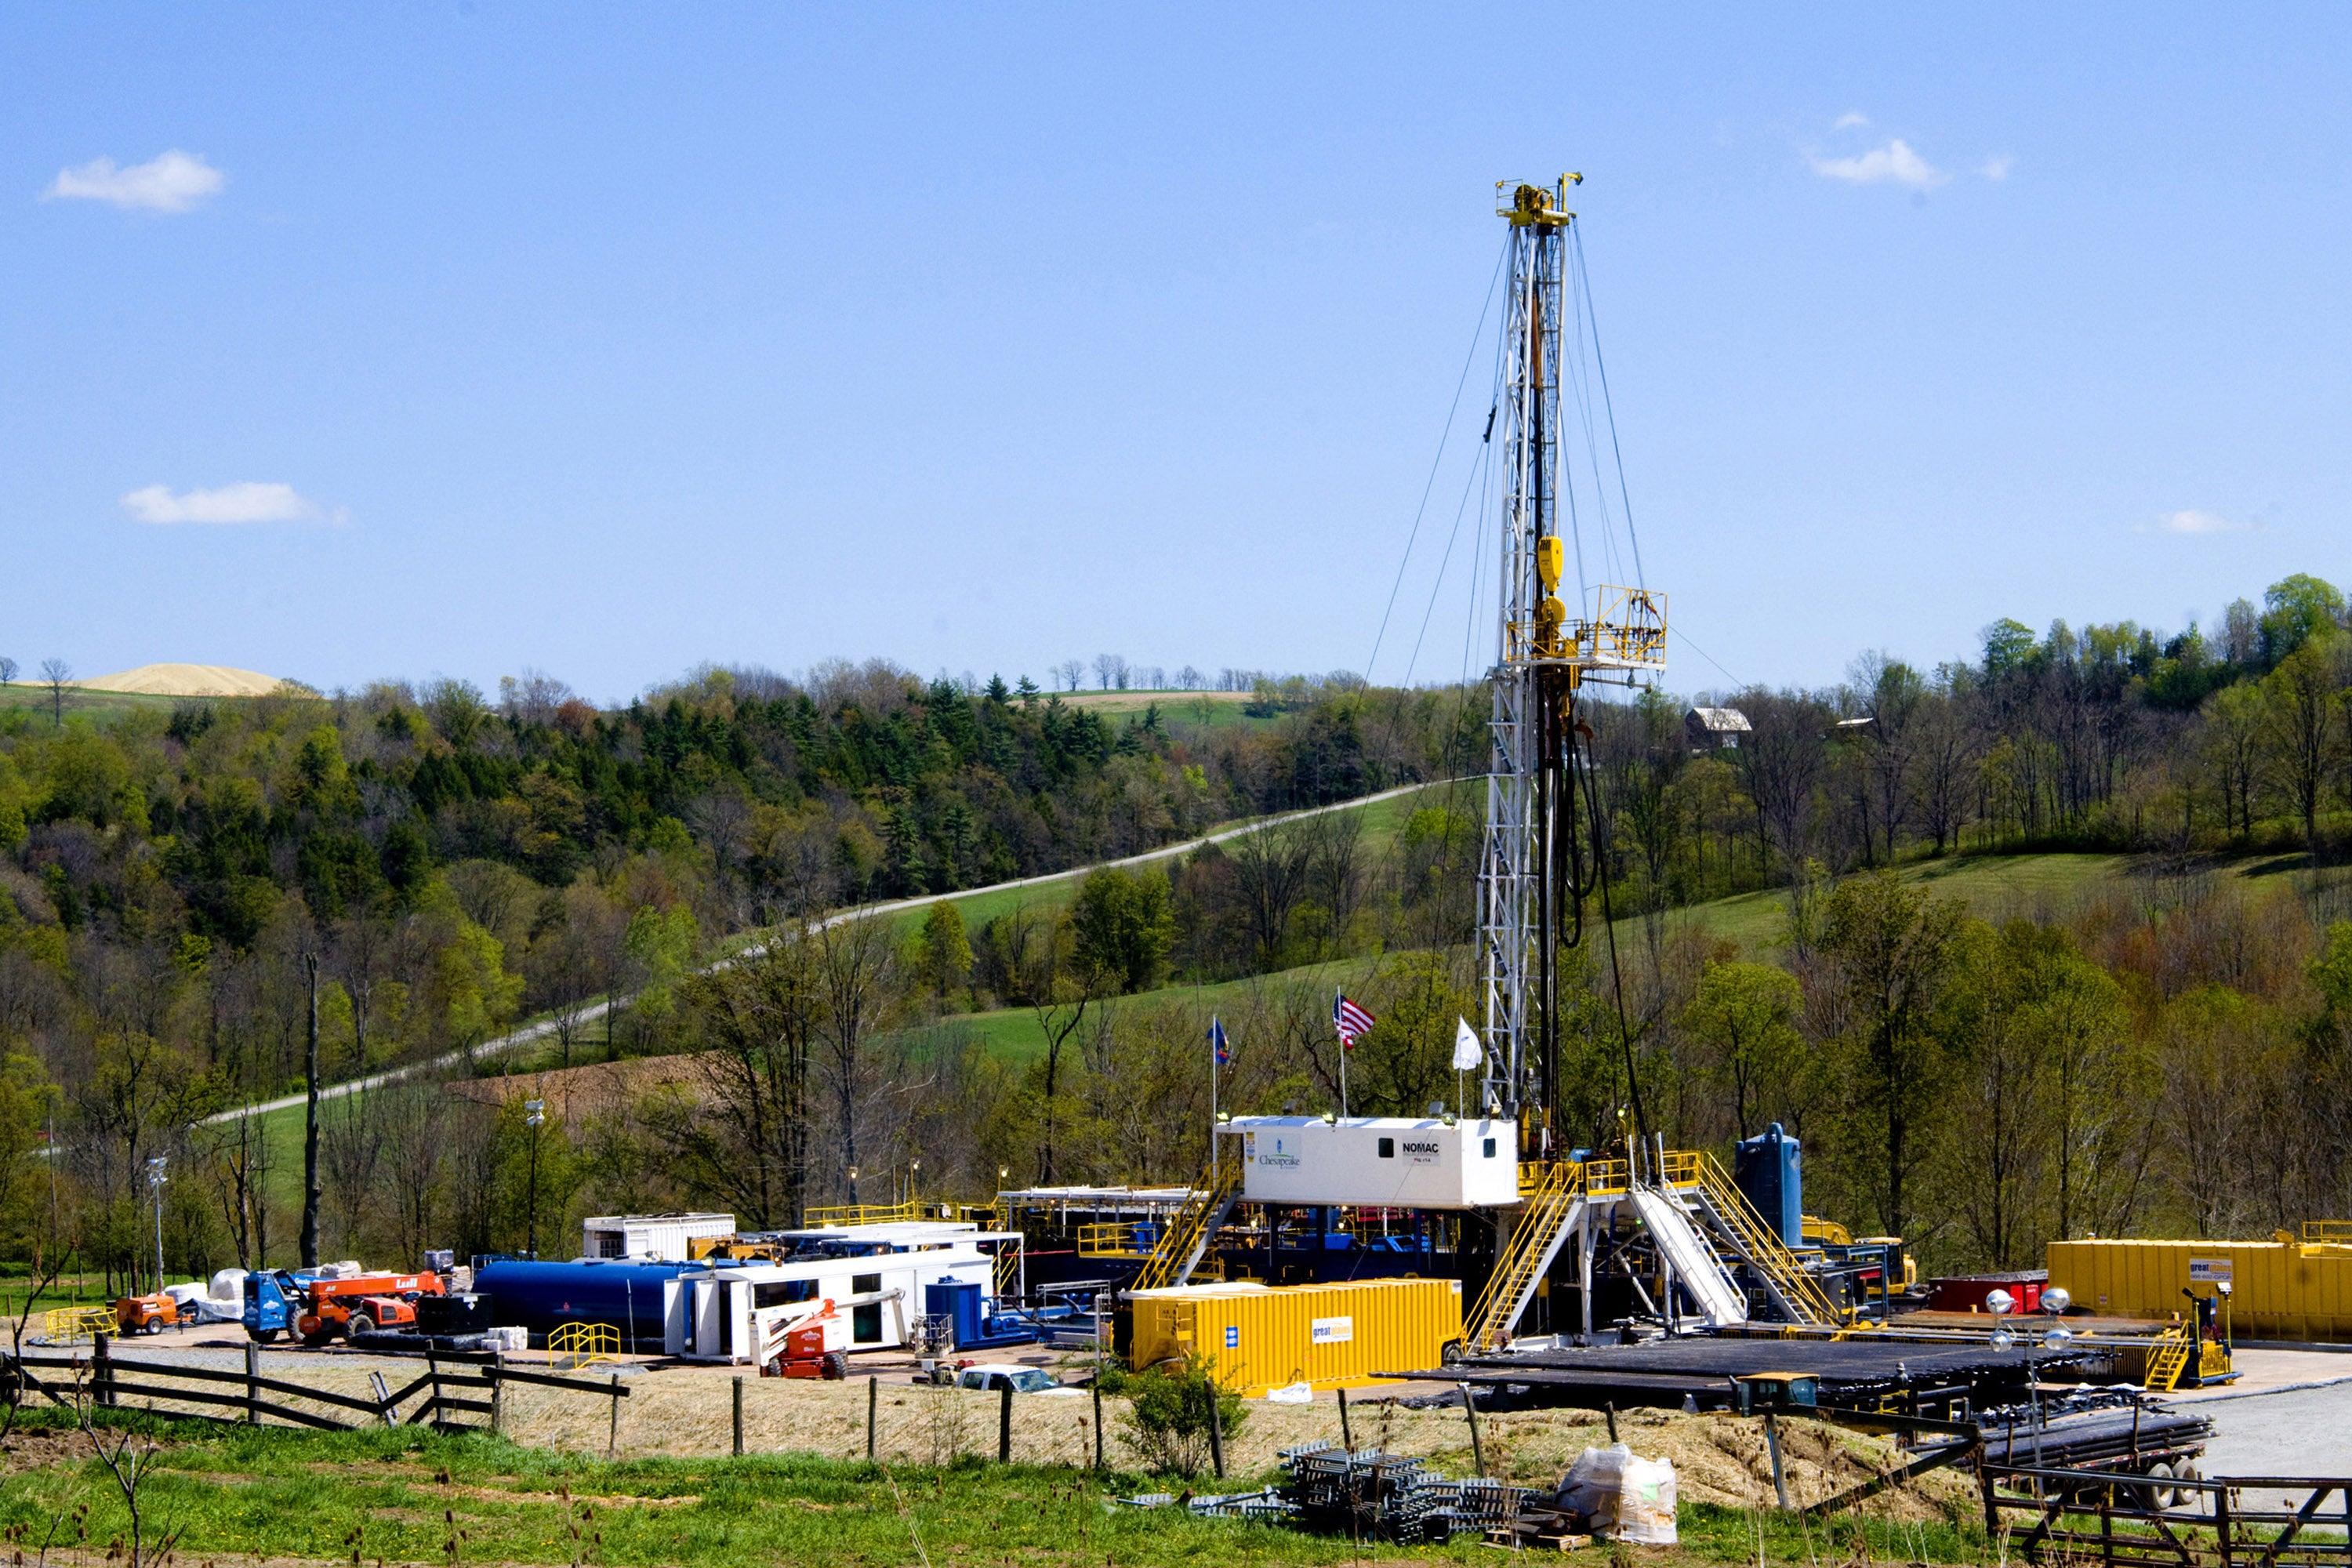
74,662 -> 288,697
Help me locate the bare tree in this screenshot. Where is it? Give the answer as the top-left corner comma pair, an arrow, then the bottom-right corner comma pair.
38,659 -> 70,728
1054,659 -> 1086,692
1227,818 -> 1319,969
1729,689 -> 1832,881
653,928 -> 818,1227
812,913 -> 906,1202
0,656 -> 16,685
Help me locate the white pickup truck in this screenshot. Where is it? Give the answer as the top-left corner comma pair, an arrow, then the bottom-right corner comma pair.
955,1366 -> 1082,1397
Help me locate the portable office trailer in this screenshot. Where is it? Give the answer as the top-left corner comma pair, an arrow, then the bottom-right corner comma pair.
1218,1116 -> 1518,1209
662,1229 -> 1018,1363
580,1213 -> 738,1261
1127,1277 -> 1464,1396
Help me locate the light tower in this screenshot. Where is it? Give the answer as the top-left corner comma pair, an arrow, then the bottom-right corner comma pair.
1478,177 -> 1666,1158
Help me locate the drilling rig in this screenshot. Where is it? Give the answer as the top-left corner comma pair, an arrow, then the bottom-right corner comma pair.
1477,176 -> 1667,1164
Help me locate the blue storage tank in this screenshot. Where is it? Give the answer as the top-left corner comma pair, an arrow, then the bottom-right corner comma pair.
925,1280 -> 983,1347
474,1259 -> 702,1348
1733,1123 -> 1804,1249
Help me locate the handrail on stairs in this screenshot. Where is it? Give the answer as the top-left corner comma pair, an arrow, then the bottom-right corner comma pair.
1682,1149 -> 1840,1326
1133,1161 -> 1240,1292
1466,1160 -> 1584,1352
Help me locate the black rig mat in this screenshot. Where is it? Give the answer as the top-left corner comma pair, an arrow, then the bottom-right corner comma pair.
1390,1334 -> 2105,1411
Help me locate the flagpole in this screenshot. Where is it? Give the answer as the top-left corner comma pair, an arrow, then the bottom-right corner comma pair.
1209,1015 -> 1218,1183
1335,989 -> 1348,1120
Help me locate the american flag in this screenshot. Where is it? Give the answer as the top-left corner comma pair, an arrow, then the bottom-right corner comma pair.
1333,993 -> 1376,1051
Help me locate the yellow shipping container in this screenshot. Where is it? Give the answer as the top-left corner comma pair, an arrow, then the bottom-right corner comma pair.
2049,1238 -> 2352,1342
1127,1278 -> 1465,1396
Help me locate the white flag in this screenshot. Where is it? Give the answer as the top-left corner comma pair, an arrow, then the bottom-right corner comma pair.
1452,1016 -> 1483,1072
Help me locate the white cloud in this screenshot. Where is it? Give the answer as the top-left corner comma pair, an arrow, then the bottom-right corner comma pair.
122,482 -> 328,525
1810,138 -> 1948,191
1980,155 -> 2013,180
1834,111 -> 1870,130
45,150 -> 225,213
2145,509 -> 2251,535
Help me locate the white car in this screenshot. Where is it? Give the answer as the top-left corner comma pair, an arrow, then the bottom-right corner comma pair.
956,1367 -> 1083,1397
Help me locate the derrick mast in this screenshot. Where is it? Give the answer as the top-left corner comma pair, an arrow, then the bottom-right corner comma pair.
1478,177 -> 1666,1157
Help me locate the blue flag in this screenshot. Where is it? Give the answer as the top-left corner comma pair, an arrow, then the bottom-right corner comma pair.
1209,1015 -> 1229,1065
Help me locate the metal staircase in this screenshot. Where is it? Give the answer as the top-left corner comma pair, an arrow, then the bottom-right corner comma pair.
1133,1162 -> 1240,1291
2145,1319 -> 2193,1392
1466,1161 -> 1586,1352
1681,1151 -> 1840,1326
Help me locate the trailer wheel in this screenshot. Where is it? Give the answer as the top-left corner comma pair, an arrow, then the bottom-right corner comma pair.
143,1319 -> 163,1336
822,1350 -> 849,1381
349,1313 -> 378,1339
1439,1339 -> 1465,1367
2136,1461 -> 2174,1512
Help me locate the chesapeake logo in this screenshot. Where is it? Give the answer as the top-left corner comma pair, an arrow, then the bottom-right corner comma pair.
1250,1131 -> 1302,1169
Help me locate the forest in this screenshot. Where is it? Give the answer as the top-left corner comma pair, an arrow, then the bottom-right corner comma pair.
5,568 -> 2352,1297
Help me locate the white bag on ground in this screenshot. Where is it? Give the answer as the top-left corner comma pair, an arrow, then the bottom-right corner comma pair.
1559,1443 -> 1679,1544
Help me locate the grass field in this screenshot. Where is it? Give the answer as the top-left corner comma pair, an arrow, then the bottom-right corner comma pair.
1623,847 -> 2321,958
0,1407 -> 1987,1567
883,777 -> 1470,945
0,685 -> 193,726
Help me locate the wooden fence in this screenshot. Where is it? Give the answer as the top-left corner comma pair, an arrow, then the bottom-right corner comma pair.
1982,1463 -> 2352,1568
0,1335 -> 628,1440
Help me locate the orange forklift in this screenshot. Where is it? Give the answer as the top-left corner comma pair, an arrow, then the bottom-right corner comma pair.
244,1269 -> 447,1344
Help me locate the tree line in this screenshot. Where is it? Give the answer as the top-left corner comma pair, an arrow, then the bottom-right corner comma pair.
0,661 -> 1465,1294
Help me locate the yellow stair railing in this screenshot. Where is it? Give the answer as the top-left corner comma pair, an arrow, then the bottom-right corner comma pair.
1133,1162 -> 1241,1292
1465,1160 -> 1584,1352
41,1305 -> 118,1344
546,1322 -> 620,1370
2145,1319 -> 2193,1392
1684,1151 -> 1840,1327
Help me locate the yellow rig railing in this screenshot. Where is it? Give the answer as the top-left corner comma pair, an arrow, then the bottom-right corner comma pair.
546,1321 -> 620,1370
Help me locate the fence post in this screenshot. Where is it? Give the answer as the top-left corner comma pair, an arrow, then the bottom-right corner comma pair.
489,1351 -> 504,1436
1338,1385 -> 1352,1453
1091,1377 -> 1105,1472
731,1375 -> 745,1457
93,1332 -> 111,1409
1763,1414 -> 1791,1512
370,1370 -> 395,1428
1207,1377 -> 1225,1480
427,1353 -> 442,1428
245,1341 -> 261,1425
1458,1383 -> 1485,1479
866,1374 -> 877,1461
998,1383 -> 1013,1465
608,1374 -> 622,1461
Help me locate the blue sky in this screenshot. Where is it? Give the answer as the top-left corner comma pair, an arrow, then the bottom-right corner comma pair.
4,5 -> 2347,702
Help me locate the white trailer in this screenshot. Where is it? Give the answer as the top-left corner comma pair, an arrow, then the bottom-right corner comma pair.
581,1212 -> 737,1261
1218,1116 -> 1519,1209
659,1225 -> 1017,1363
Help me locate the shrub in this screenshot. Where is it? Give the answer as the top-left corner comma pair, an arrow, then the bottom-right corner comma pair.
1111,1355 -> 1245,1478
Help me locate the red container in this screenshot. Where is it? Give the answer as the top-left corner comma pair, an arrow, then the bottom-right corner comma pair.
1926,1271 -> 2047,1314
